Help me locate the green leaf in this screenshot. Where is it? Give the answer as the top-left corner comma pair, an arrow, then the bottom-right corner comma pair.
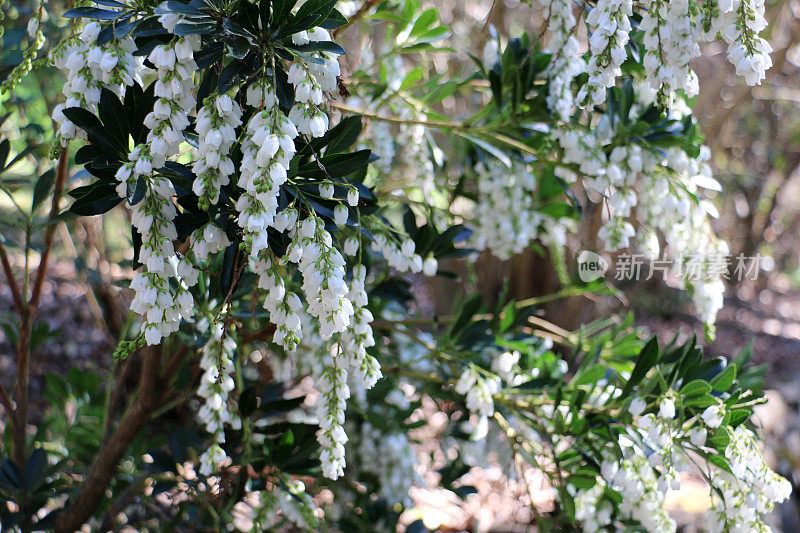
620,337 -> 659,398
400,67 -> 424,90
0,459 -> 23,490
411,25 -> 450,45
572,365 -> 606,386
31,169 -> 56,213
98,88 -> 130,152
710,364 -> 737,392
173,21 -> 217,35
271,0 -> 298,27
685,395 -> 717,409
227,36 -> 251,59
64,6 -> 123,20
297,150 -> 371,180
568,473 -> 598,489
0,139 -> 9,169
218,242 -> 238,297
155,1 -> 204,16
727,408 -> 750,427
461,134 -> 510,167
409,9 -> 437,38
69,182 -> 123,216
321,116 -> 363,154
447,293 -> 482,340
538,202 -> 576,218
24,449 -> 48,490
707,428 -> 730,451
679,379 -> 711,398
319,8 -> 347,29
498,301 -> 516,332
62,107 -> 121,156
291,41 -> 346,55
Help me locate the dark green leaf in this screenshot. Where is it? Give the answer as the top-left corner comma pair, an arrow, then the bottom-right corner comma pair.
620,338 -> 659,398
710,364 -> 737,392
64,6 -> 123,20
679,379 -> 711,397
31,169 -> 55,213
69,182 -> 123,216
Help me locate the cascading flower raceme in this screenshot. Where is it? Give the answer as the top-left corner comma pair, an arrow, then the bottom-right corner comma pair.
340,264 -> 380,388
316,353 -> 350,480
579,0 -> 634,107
192,94 -> 242,208
640,0 -> 700,102
471,159 -> 576,259
145,36 -> 200,168
114,144 -> 195,345
572,395 -> 791,533
195,319 -> 241,476
52,22 -> 141,144
541,0 -> 584,121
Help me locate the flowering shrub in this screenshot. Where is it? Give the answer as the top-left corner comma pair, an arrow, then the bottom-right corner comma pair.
0,0 -> 792,531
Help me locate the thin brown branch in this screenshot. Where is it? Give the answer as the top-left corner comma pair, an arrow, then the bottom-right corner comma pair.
13,305 -> 32,466
0,382 -> 14,421
29,148 -> 69,309
0,243 -> 24,314
332,0 -> 378,37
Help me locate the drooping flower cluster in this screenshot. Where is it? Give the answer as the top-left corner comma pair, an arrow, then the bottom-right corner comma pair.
706,426 -> 793,532
534,0 -> 773,111
192,94 -> 242,208
471,160 -> 576,260
295,217 -> 354,339
237,94 -> 298,250
705,0 -> 773,86
196,320 -> 241,476
548,89 -> 729,326
115,145 -> 195,345
472,160 -> 539,259
579,0 -> 633,106
394,114 -> 436,199
316,353 -> 350,479
640,0 -> 700,101
371,233 -> 436,276
144,36 -> 200,167
540,0 -> 584,121
190,223 -> 231,263
454,366 -> 501,439
52,22 -> 140,144
287,29 -> 340,138
572,394 -> 791,533
248,477 -> 319,530
340,264 -> 381,388
351,421 -> 420,507
346,51 -> 437,200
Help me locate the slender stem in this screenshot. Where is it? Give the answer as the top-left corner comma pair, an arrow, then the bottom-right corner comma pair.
0,383 -> 13,421
332,102 -> 469,130
332,0 -> 379,36
0,242 -> 24,314
30,148 -> 69,309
